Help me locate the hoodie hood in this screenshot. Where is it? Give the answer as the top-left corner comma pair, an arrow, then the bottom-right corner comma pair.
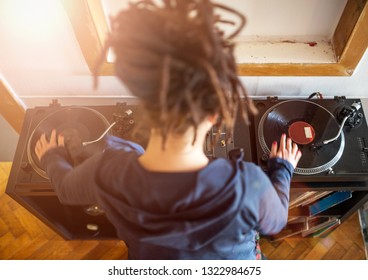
96,149 -> 245,251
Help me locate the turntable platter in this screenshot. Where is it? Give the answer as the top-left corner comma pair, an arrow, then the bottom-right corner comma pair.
27,107 -> 111,178
258,100 -> 345,175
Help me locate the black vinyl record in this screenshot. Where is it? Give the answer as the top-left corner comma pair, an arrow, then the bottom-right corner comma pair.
258,100 -> 345,175
27,107 -> 110,178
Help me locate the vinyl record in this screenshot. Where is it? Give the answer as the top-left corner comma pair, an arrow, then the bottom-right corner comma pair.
258,100 -> 345,175
27,107 -> 111,178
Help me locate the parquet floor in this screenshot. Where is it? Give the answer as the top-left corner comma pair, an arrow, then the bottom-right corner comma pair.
0,162 -> 366,260
0,162 -> 128,260
260,213 -> 366,259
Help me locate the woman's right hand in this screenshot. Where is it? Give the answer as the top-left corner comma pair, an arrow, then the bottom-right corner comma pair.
35,129 -> 64,161
270,134 -> 302,169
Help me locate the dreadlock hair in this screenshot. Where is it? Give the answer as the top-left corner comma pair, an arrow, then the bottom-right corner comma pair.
94,0 -> 257,148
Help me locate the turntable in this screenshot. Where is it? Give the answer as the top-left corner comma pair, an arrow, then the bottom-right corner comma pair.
250,96 -> 368,239
5,100 -> 149,239
252,96 -> 368,184
28,106 -> 111,179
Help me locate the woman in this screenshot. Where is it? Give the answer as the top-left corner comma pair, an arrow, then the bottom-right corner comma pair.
35,0 -> 301,259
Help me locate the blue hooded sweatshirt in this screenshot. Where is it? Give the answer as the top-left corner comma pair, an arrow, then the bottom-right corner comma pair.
41,135 -> 293,259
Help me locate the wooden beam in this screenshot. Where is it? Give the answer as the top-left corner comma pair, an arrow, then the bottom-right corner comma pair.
237,63 -> 349,77
0,78 -> 27,134
61,0 -> 112,75
339,0 -> 368,73
332,0 -> 368,61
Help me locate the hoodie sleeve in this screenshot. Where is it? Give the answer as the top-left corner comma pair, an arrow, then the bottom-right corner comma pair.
40,135 -> 144,205
40,147 -> 103,205
240,158 -> 294,235
256,157 -> 294,234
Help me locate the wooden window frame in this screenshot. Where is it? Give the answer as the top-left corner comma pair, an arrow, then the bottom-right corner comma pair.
62,0 -> 368,76
0,79 -> 26,134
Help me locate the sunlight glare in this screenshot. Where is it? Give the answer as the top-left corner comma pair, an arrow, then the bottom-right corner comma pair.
5,0 -> 62,37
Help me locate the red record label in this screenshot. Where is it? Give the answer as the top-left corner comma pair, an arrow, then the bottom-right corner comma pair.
288,121 -> 315,145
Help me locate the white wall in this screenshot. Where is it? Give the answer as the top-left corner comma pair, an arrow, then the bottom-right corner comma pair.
19,48 -> 368,108
0,115 -> 18,161
241,49 -> 368,98
103,0 -> 347,40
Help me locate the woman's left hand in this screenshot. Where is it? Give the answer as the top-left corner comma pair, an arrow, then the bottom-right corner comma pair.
270,133 -> 302,169
35,129 -> 64,161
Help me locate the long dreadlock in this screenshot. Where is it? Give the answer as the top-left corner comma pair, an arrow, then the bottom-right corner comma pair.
94,0 -> 257,147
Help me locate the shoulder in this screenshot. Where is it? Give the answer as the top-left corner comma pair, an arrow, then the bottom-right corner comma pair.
100,135 -> 145,165
237,161 -> 275,195
104,135 -> 145,154
237,161 -> 270,181
198,158 -> 270,192
200,158 -> 267,180
100,148 -> 139,170
96,149 -> 142,191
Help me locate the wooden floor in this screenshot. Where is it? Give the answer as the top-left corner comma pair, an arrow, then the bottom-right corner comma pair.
0,162 -> 366,260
